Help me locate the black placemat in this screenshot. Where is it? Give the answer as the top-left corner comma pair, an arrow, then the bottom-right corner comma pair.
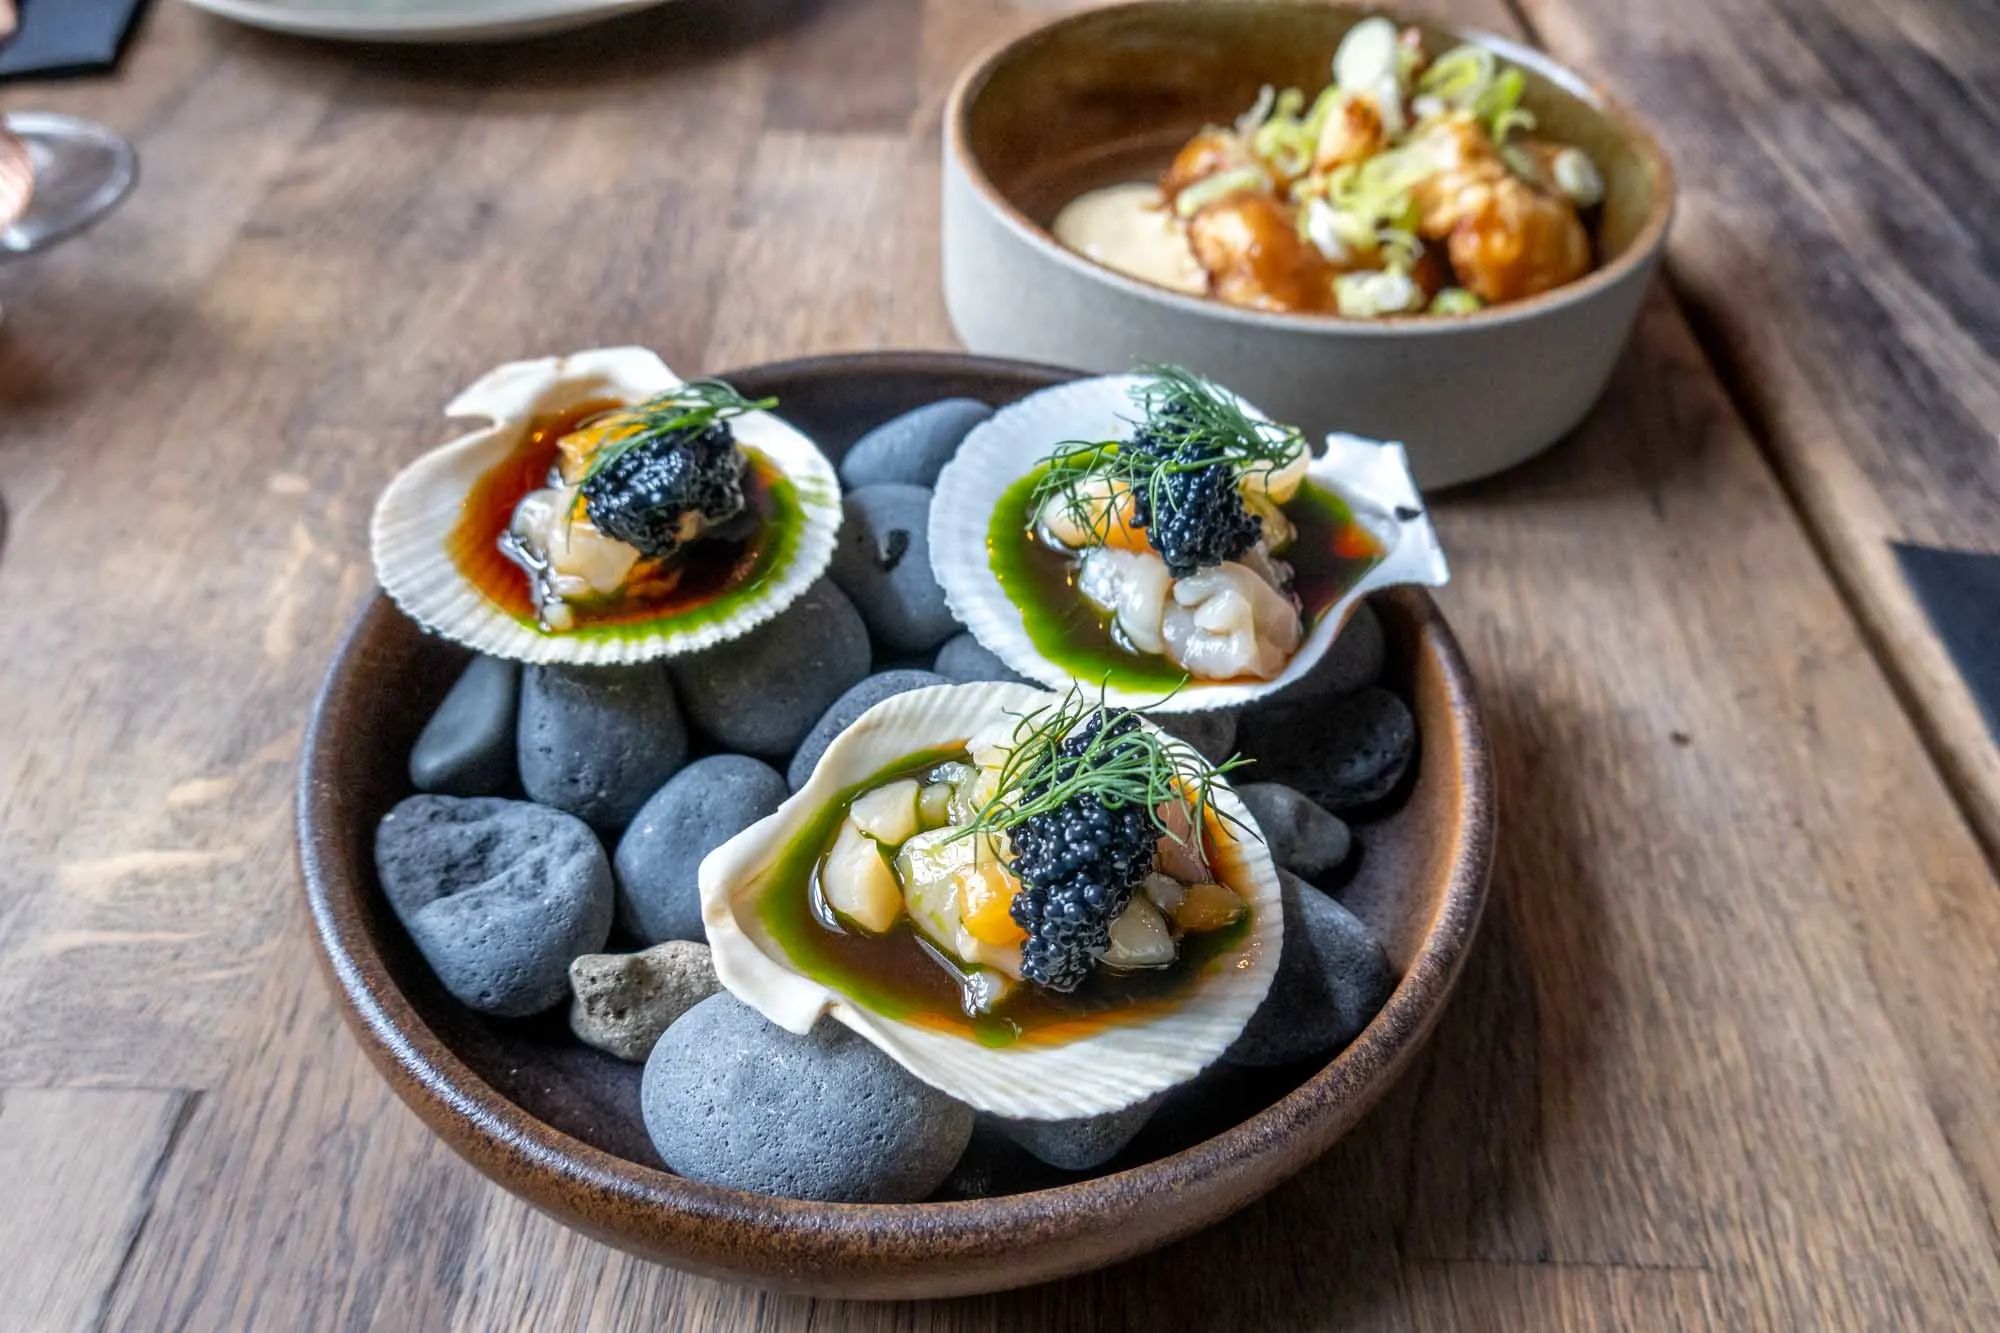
0,0 -> 150,79
1894,542 -> 2000,747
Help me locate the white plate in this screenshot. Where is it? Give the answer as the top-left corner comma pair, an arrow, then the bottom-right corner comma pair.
180,0 -> 669,43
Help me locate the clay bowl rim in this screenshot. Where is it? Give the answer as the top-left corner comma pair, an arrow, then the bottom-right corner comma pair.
297,349 -> 1496,1291
945,0 -> 1678,335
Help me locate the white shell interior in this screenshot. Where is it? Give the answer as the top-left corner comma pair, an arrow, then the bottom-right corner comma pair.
370,346 -> 841,666
701,681 -> 1284,1120
928,374 -> 1450,711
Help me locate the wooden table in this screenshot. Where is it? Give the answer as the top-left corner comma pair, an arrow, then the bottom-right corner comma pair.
3,1 -> 1998,1328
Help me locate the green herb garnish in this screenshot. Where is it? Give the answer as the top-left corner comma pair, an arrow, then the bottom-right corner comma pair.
1476,66 -> 1534,143
574,379 -> 777,489
1028,366 -> 1305,544
1416,43 -> 1495,108
952,685 -> 1252,848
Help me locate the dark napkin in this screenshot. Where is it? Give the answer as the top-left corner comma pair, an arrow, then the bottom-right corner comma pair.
1894,542 -> 2000,747
0,0 -> 152,79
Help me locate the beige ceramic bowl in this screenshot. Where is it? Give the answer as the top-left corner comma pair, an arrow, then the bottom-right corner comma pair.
943,1 -> 1675,488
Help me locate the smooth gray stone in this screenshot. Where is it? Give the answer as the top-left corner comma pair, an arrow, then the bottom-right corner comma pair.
1157,709 -> 1240,765
1235,686 -> 1416,811
982,1095 -> 1161,1171
614,754 -> 788,944
409,654 -> 520,796
670,580 -> 872,759
569,941 -> 721,1062
1235,782 -> 1352,878
935,1122 -> 1071,1199
828,484 -> 959,654
1280,602 -> 1386,704
642,993 -> 973,1203
1226,870 -> 1392,1067
375,795 -> 613,1018
838,398 -> 993,489
787,670 -> 949,791
518,664 -> 688,831
1318,602 -> 1387,696
932,632 -> 1033,686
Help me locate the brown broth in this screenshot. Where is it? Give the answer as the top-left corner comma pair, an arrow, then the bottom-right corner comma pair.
755,750 -> 1256,1049
444,401 -> 803,635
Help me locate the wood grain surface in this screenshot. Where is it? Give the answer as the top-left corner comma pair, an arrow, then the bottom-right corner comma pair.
0,0 -> 1996,1328
1512,0 -> 2000,862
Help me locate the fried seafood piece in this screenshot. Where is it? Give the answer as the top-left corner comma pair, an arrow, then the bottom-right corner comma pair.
1408,114 -> 1590,304
1442,178 -> 1591,303
1159,127 -> 1252,204
1185,193 -> 1340,313
1313,93 -> 1388,173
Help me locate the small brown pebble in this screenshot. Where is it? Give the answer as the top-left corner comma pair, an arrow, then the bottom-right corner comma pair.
568,941 -> 721,1062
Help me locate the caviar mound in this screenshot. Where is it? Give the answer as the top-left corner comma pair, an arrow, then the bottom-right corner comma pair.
701,680 -> 1284,1119
370,346 -> 842,666
928,373 -> 1450,711
581,419 -> 749,559
1008,714 -> 1159,991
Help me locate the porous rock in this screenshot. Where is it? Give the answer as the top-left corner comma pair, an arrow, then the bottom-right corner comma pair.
518,663 -> 688,830
641,994 -> 973,1202
409,653 -> 520,796
828,484 -> 959,653
786,669 -> 948,791
1234,782 -> 1352,878
1226,869 -> 1393,1067
569,940 -> 721,1062
614,754 -> 789,944
670,580 -> 872,758
375,794 -> 613,1017
838,398 -> 992,489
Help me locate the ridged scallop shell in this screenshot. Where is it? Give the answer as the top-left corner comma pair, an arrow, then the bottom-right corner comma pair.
700,681 -> 1283,1120
370,346 -> 840,665
929,374 -> 1449,711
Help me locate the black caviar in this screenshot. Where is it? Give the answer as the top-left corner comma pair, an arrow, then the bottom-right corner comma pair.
1006,714 -> 1159,992
580,419 -> 746,559
1123,414 -> 1262,578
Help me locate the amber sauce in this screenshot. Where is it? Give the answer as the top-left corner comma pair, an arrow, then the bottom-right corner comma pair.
755,750 -> 1257,1049
444,400 -> 802,635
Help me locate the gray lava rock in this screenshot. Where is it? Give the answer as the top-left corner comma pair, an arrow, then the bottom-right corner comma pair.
614,754 -> 788,944
1236,782 -> 1352,878
1236,686 -> 1416,811
375,795 -> 613,1017
410,654 -> 520,796
932,632 -> 1032,686
828,484 -> 959,653
569,941 -> 721,1062
983,1095 -> 1161,1171
1227,870 -> 1392,1067
787,670 -> 948,790
518,664 -> 688,831
642,993 -> 973,1202
838,398 -> 993,489
1157,709 -> 1240,765
1287,602 -> 1387,701
937,1122 -> 1072,1199
670,581 -> 872,758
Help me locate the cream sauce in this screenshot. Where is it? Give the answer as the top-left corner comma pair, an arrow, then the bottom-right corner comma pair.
1051,183 -> 1208,297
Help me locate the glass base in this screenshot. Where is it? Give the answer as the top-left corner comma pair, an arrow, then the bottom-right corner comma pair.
0,112 -> 136,256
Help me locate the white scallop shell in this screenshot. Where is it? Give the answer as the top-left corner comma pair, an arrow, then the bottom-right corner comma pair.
370,346 -> 840,665
929,374 -> 1449,712
701,681 -> 1283,1120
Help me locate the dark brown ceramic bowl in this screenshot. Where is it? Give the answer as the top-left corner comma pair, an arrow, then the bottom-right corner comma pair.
943,2 -> 1676,487
298,352 -> 1495,1299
